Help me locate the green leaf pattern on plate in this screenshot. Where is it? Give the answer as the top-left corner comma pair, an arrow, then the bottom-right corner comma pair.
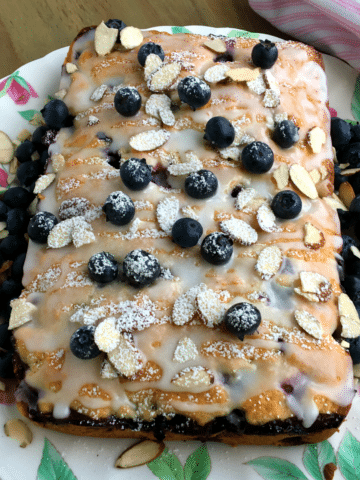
351,74 -> 360,122
148,447 -> 185,480
337,430 -> 360,480
18,109 -> 41,121
303,441 -> 336,480
184,444 -> 211,480
37,438 -> 77,480
246,457 -> 308,480
227,29 -> 259,38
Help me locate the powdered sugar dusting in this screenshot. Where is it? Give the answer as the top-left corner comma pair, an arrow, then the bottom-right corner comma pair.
156,196 -> 179,234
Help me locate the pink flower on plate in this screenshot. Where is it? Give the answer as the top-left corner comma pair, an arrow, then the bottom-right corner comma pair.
0,167 -> 8,188
0,71 -> 38,105
329,107 -> 338,117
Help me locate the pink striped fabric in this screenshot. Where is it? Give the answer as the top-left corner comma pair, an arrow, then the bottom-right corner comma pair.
249,0 -> 360,71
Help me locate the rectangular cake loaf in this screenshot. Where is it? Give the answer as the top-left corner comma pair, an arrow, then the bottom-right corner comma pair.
11,22 -> 355,446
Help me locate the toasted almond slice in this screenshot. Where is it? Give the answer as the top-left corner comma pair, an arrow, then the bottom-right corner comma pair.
255,246 -> 282,280
95,318 -> 121,353
304,222 -> 325,249
115,440 -> 165,469
264,71 -> 279,91
324,194 -> 347,211
0,381 -> 5,391
0,221 -> 6,232
173,337 -> 199,363
94,21 -> 118,56
220,217 -> 258,245
129,129 -> 170,151
54,89 -> 67,100
351,245 -> 360,259
263,89 -> 280,108
9,157 -> 19,174
308,127 -> 326,153
339,293 -> 359,319
144,54 -> 163,80
273,164 -> 289,189
108,334 -> 143,377
341,340 -> 350,349
0,131 -> 15,164
47,218 -> 74,248
299,272 -> 332,301
156,196 -> 179,234
339,163 -> 350,170
33,173 -> 56,194
88,115 -> 100,126
66,62 -> 78,74
148,62 -> 182,92
203,38 -> 227,53
289,164 -> 318,200
168,154 -> 202,175
90,84 -> 108,102
145,94 -> 175,126
294,310 -> 323,339
226,67 -> 260,82
340,315 -> 360,339
309,169 -> 321,184
257,203 -> 280,233
219,145 -> 241,161
171,366 -> 213,388
341,167 -> 360,176
247,73 -> 266,95
120,26 -> 143,50
52,153 -> 65,173
294,288 -> 320,302
196,288 -> 226,327
181,205 -> 199,220
9,298 -> 37,330
234,187 -> 256,211
0,229 -> 8,239
172,284 -> 207,325
100,358 -> 119,379
203,64 -> 229,83
4,419 -> 33,448
339,181 -> 355,208
319,165 -> 329,180
72,216 -> 95,248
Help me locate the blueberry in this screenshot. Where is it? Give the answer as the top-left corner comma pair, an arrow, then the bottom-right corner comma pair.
347,336 -> 360,364
178,76 -> 211,110
334,164 -> 348,190
214,52 -> 234,63
251,40 -> 278,69
11,252 -> 26,280
337,209 -> 354,230
103,191 -> 135,226
271,190 -> 302,219
41,99 -> 69,129
28,211 -> 58,243
0,324 -> 12,350
342,235 -> 360,263
241,141 -> 274,174
201,232 -> 233,265
351,123 -> 360,143
345,257 -> 360,277
349,172 -> 360,195
105,19 -> 127,42
120,158 -> 152,191
88,252 -> 118,283
0,251 -> 5,269
224,302 -> 261,341
342,275 -> 360,303
32,125 -> 49,151
0,235 -> 27,260
70,326 -> 101,360
138,42 -> 165,66
17,160 -> 43,187
96,132 -> 112,144
2,187 -> 34,209
0,350 -> 15,378
272,120 -> 299,149
114,87 -> 141,117
350,195 -> 360,213
123,249 -> 161,287
204,116 -> 235,149
0,279 -> 22,300
39,150 -> 49,169
6,208 -> 29,234
331,118 -> 352,148
185,169 -> 218,199
15,139 -> 35,163
0,201 -> 8,221
337,142 -> 360,168
172,218 -> 203,247
354,221 -> 360,243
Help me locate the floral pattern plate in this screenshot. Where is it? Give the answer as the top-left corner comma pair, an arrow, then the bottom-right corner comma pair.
0,25 -> 360,480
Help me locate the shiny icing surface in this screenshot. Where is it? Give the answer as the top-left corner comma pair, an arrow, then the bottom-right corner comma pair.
14,27 -> 354,428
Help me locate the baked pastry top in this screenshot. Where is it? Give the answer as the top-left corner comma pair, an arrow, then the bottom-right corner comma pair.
11,23 -> 356,444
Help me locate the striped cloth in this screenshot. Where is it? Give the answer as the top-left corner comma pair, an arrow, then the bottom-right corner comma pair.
249,0 -> 360,71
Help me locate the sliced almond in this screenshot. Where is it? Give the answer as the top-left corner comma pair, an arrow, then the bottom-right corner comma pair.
4,419 -> 33,448
168,151 -> 202,175
71,216 -> 95,248
0,381 -> 5,391
0,131 -> 14,164
120,26 -> 143,50
273,164 -> 289,190
220,217 -> 258,245
203,64 -> 229,83
247,73 -> 266,95
289,164 -> 318,200
257,203 -> 280,233
351,245 -> 360,259
324,194 -> 347,211
144,54 -> 163,80
156,196 -> 179,235
263,89 -> 280,108
33,173 -> 56,194
319,165 -> 329,181
148,62 -> 182,92
181,205 -> 199,220
341,167 -> 360,176
47,218 -> 74,248
9,298 -> 37,330
9,157 -> 19,174
339,293 -> 360,338
264,71 -> 279,91
54,89 -> 67,100
294,310 -> 323,339
0,221 -> 6,232
145,94 -> 175,126
219,145 -> 241,160
339,181 -> 355,209
299,271 -> 332,301
100,358 -> 119,379
196,288 -> 226,327
87,115 -> 100,126
234,187 -> 256,211
173,337 -> 198,363
65,62 -> 78,74
94,21 -> 118,56
90,84 -> 108,102
304,222 -> 325,250
309,169 -> 321,184
172,284 -> 207,325
294,288 -> 321,302
226,67 -> 260,82
308,127 -> 326,154
129,129 -> 170,151
341,340 -> 350,349
255,246 -> 282,280
115,440 -> 165,469
203,38 -> 227,53
95,318 -> 121,353
108,334 -> 143,377
171,366 -> 213,388
52,153 -> 65,173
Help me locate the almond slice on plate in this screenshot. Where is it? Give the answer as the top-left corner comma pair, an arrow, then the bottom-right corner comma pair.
115,440 -> 165,468
308,127 -> 326,153
4,419 -> 33,448
0,131 -> 15,164
172,284 -> 207,325
289,164 -> 318,200
94,21 -> 118,56
9,298 -> 37,330
294,310 -> 323,339
255,246 -> 282,280
196,287 -> 226,327
338,293 -> 360,338
304,222 -> 325,249
173,337 -> 198,363
148,62 -> 182,92
257,203 -> 280,233
171,366 -> 214,388
120,26 -> 143,50
203,38 -> 227,53
226,67 -> 260,82
273,164 -> 289,189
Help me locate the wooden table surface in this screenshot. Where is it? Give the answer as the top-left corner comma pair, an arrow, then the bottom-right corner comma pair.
0,0 -> 295,78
